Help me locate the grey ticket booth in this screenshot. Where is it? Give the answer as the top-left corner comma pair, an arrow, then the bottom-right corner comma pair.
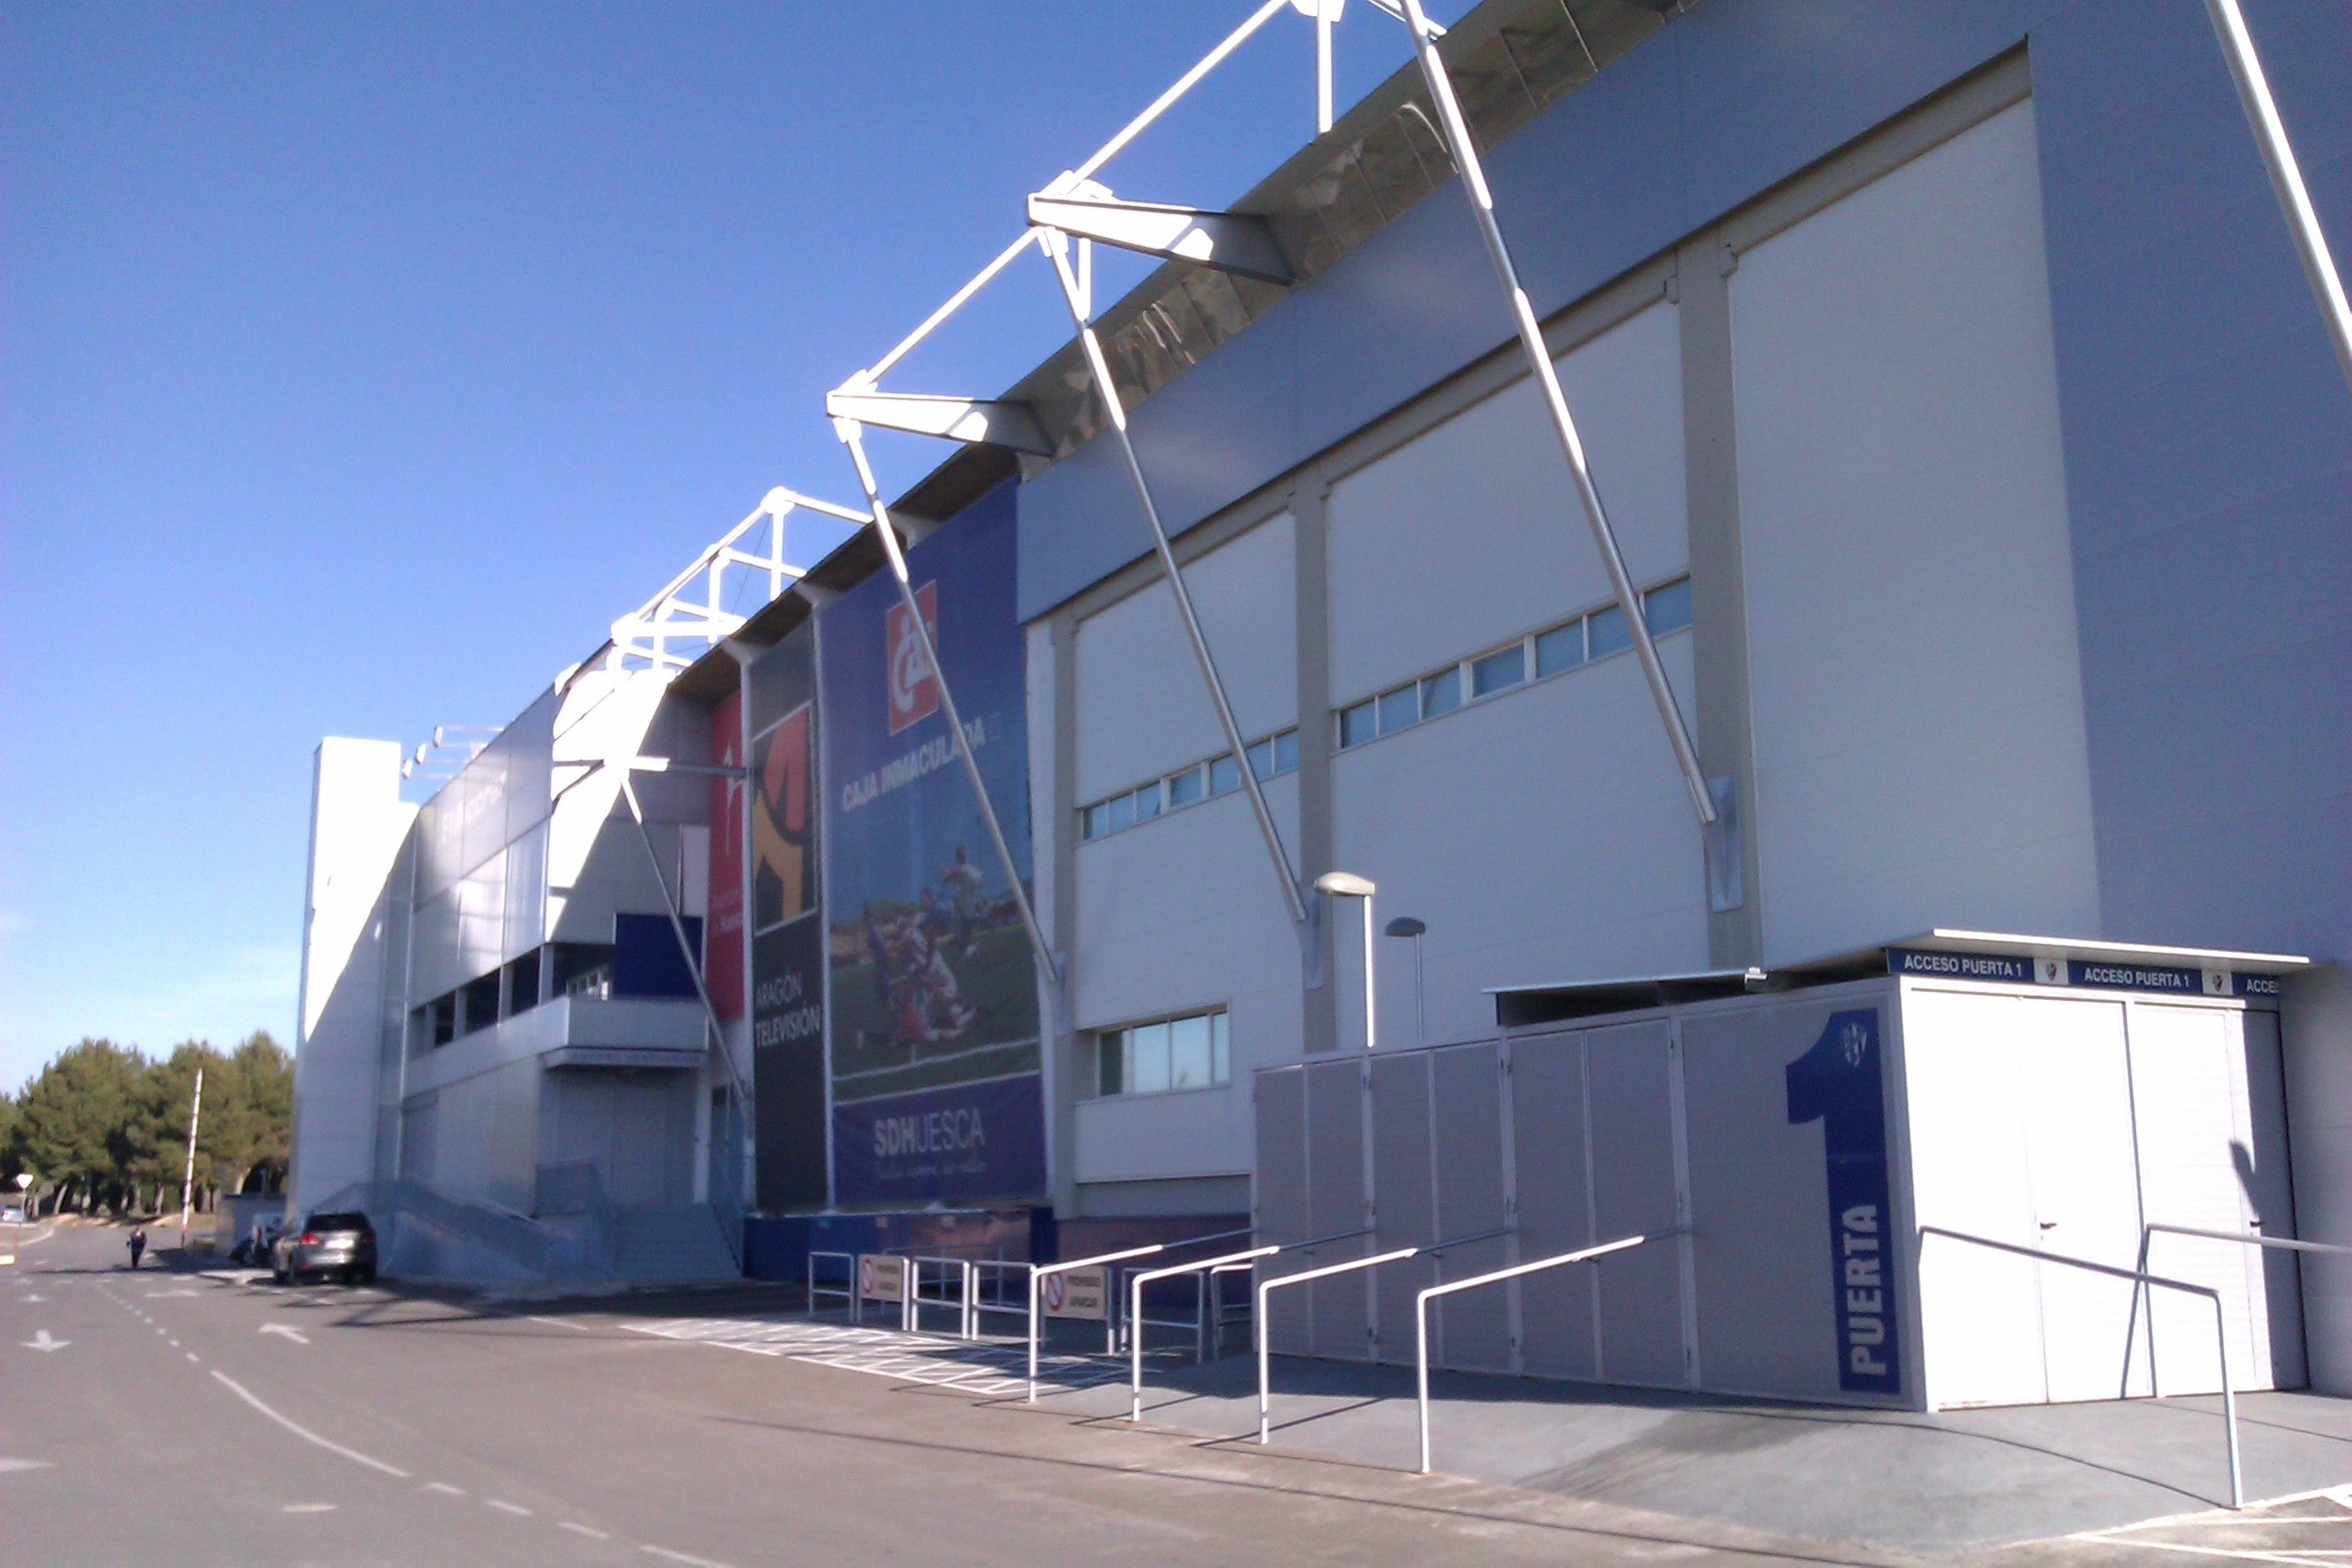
1252,933 -> 2308,1414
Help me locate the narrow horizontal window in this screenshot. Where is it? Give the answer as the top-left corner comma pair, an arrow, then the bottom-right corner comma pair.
1091,1007 -> 1231,1099
1470,643 -> 1526,698
1338,701 -> 1377,750
1534,621 -> 1585,677
1131,1021 -> 1171,1094
1645,577 -> 1693,636
1247,738 -> 1276,780
1589,603 -> 1632,659
1273,730 -> 1300,774
1134,783 -> 1163,820
1419,666 -> 1462,719
1167,766 -> 1204,808
1108,792 -> 1137,833
1209,754 -> 1241,796
1377,685 -> 1417,736
1095,1032 -> 1125,1097
1082,802 -> 1110,840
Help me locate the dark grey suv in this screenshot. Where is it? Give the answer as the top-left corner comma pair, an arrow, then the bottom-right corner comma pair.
270,1211 -> 377,1284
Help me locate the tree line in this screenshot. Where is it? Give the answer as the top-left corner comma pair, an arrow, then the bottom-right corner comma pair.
0,1033 -> 293,1217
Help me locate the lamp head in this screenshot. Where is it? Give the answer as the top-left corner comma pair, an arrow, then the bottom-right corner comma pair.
1314,871 -> 1376,898
1383,916 -> 1426,938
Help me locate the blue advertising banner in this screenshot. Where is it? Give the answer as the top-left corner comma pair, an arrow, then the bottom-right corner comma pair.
1785,1007 -> 1901,1398
817,483 -> 1045,1207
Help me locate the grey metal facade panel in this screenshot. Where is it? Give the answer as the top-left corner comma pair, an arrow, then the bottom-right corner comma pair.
1370,1053 -> 1437,1366
1430,1044 -> 1512,1374
1585,1020 -> 1683,1387
1305,1058 -> 1369,1359
1510,1032 -> 1601,1382
1254,1067 -> 1312,1357
1018,0 -> 2044,622
2032,0 -> 2352,961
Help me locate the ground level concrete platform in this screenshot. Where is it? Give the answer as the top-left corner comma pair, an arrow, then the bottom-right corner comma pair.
1042,1351 -> 2352,1557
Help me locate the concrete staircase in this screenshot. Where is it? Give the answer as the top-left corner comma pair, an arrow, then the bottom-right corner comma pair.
610,1204 -> 740,1285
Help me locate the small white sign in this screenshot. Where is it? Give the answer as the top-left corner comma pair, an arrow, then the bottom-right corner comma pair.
858,1255 -> 906,1303
1043,1267 -> 1110,1321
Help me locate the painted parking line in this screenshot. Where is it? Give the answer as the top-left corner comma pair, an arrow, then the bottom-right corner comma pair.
210,1371 -> 411,1479
623,1315 -> 1127,1398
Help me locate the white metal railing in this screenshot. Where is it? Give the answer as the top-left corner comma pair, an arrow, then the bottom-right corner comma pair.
1256,1225 -> 1512,1446
1131,1246 -> 1279,1422
908,1255 -> 979,1339
971,1258 -> 1033,1339
1416,1228 -> 1685,1475
2137,1222 -> 2352,1406
807,1250 -> 856,1316
1924,1225 -> 2243,1510
1125,1226 -> 1374,1423
1030,1245 -> 1165,1403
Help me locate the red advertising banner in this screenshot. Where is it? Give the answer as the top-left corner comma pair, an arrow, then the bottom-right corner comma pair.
707,689 -> 748,1021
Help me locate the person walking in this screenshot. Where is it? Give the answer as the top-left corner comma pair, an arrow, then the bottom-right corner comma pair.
126,1225 -> 147,1269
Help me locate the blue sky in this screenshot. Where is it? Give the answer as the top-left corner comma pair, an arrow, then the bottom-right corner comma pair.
0,1 -> 1471,1087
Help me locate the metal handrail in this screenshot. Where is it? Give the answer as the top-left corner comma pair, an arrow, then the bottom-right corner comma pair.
1129,1246 -> 1281,1422
807,1249 -> 856,1315
1416,1228 -> 1685,1475
1030,1245 -> 1165,1403
1924,1225 -> 2242,1509
1257,1248 -> 1421,1443
907,1255 -> 978,1339
2136,1222 -> 2349,1411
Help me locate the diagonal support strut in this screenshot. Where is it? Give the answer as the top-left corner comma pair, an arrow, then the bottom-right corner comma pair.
1036,225 -> 1310,926
1392,0 -> 1716,828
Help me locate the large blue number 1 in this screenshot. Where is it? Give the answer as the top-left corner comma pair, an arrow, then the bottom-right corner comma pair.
1785,1008 -> 1900,1396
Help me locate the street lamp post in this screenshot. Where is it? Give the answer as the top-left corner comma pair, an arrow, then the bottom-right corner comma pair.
1315,873 -> 1378,1053
1385,916 -> 1426,1044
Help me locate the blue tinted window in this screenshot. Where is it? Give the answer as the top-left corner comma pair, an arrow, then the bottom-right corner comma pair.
1589,603 -> 1632,659
1534,621 -> 1585,677
1273,730 -> 1299,773
1338,702 -> 1377,749
1082,803 -> 1110,839
1420,666 -> 1461,718
1134,783 -> 1163,820
1168,766 -> 1204,808
1645,578 -> 1693,636
1107,792 -> 1136,833
1248,739 -> 1276,780
1470,644 -> 1526,698
1209,754 -> 1241,796
1377,686 -> 1417,735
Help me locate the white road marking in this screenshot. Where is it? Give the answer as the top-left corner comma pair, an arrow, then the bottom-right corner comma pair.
280,1503 -> 337,1514
2099,1545 -> 2340,1567
183,1352 -> 199,1363
260,1323 -> 311,1345
20,1330 -> 68,1352
209,1371 -> 410,1478
485,1498 -> 532,1516
168,1338 -> 180,1348
622,1316 -> 1119,1398
20,1293 -> 42,1303
424,1482 -> 465,1496
561,1522 -> 612,1540
144,1289 -> 197,1298
0,1458 -> 56,1475
524,1314 -> 588,1331
642,1547 -> 738,1568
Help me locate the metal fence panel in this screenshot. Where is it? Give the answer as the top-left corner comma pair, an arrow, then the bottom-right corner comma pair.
1510,1031 -> 1599,1381
1587,1019 -> 1685,1387
1370,1051 -> 1437,1364
1254,1066 -> 1311,1357
1431,1043 -> 1512,1373
1305,1058 -> 1370,1359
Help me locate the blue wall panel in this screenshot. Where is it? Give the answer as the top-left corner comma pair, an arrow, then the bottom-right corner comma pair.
2032,0 -> 2352,958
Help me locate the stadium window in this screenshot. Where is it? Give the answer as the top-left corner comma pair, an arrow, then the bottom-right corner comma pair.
1091,1005 -> 1230,1099
1247,738 -> 1276,780
550,942 -> 615,1002
504,949 -> 543,1017
1589,603 -> 1632,659
1377,685 -> 1417,736
422,994 -> 456,1049
1209,754 -> 1241,797
1081,802 -> 1110,840
1274,729 -> 1300,773
1471,643 -> 1526,699
1134,781 -> 1163,821
1419,666 -> 1462,719
1167,766 -> 1204,808
1534,620 -> 1585,677
1645,576 -> 1694,636
459,971 -> 501,1037
1338,701 -> 1377,750
1108,791 -> 1138,834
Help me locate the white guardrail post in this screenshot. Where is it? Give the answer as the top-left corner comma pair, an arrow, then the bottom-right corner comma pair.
1256,1248 -> 1421,1445
1415,1230 -> 1678,1476
1926,1225 -> 2242,1510
1131,1247 -> 1280,1424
